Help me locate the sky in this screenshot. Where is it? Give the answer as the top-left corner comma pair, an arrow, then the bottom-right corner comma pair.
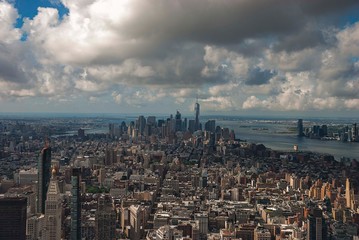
0,0 -> 359,117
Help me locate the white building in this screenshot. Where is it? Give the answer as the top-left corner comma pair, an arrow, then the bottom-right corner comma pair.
44,170 -> 62,240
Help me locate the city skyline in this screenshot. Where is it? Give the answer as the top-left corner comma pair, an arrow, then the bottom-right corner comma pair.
1,0 -> 359,117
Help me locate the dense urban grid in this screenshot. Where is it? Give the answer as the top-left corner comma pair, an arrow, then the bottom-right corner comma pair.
0,103 -> 359,240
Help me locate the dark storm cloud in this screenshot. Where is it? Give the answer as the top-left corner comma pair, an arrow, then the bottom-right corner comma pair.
299,0 -> 359,16
0,46 -> 26,83
121,0 -> 304,45
245,68 -> 276,86
273,29 -> 326,52
119,0 -> 359,47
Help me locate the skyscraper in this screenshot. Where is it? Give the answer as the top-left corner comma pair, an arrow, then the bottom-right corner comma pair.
71,168 -> 81,240
175,110 -> 182,132
95,195 -> 116,240
195,100 -> 200,131
137,115 -> 146,135
307,208 -> 327,240
345,178 -> 354,209
297,119 -> 304,137
204,120 -> 216,133
37,141 -> 51,214
0,197 -> 27,240
44,168 -> 62,240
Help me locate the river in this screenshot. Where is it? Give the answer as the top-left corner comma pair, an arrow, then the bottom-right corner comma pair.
217,119 -> 359,161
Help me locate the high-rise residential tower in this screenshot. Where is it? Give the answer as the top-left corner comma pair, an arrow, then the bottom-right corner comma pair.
37,141 -> 51,214
71,168 -> 81,240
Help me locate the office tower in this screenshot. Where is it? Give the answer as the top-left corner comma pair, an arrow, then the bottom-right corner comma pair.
105,147 -> 117,166
5,185 -> 36,216
215,126 -> 222,141
188,119 -> 195,133
137,115 -> 146,135
297,119 -> 304,137
161,123 -> 169,138
183,117 -> 188,131
120,121 -> 127,133
229,130 -> 236,141
96,195 -> 116,240
195,100 -> 200,131
307,208 -> 327,240
158,119 -> 165,127
78,128 -> 85,139
147,116 -> 156,126
144,123 -> 152,137
129,205 -> 146,239
352,123 -> 357,141
0,197 -> 27,240
44,168 -> 62,240
37,141 -> 51,214
109,123 -> 115,138
168,118 -> 176,133
71,168 -> 81,240
222,128 -> 230,140
321,125 -> 328,137
204,120 -> 216,133
175,110 -> 182,132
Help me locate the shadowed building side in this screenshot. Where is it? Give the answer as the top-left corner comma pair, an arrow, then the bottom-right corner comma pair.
37,142 -> 52,214
0,197 -> 27,240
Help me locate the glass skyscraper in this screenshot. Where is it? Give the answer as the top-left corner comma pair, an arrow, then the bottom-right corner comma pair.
71,168 -> 81,240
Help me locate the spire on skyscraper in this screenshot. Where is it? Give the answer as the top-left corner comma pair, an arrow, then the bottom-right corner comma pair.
44,168 -> 62,240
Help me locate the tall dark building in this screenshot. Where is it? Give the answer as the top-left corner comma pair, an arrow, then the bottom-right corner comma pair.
321,125 -> 328,137
71,168 -> 81,240
353,123 -> 358,141
195,101 -> 200,131
182,117 -> 188,131
37,142 -> 51,214
108,123 -> 115,138
297,119 -> 304,137
188,119 -> 196,133
0,197 -> 27,240
175,110 -> 182,132
307,208 -> 327,240
137,115 -> 146,135
205,120 -> 216,133
78,128 -> 85,139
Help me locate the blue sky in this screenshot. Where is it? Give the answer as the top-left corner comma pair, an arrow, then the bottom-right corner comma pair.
14,0 -> 68,28
0,0 -> 359,116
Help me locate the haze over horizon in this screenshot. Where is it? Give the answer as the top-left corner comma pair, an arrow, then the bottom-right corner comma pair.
1,0 -> 359,117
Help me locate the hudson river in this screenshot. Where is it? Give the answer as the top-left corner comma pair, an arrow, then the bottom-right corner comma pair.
217,119 -> 359,161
